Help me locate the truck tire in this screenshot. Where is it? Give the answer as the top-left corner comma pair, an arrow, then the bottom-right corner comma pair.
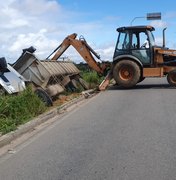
35,88 -> 53,106
0,85 -> 6,95
167,70 -> 176,86
113,60 -> 141,88
78,78 -> 89,90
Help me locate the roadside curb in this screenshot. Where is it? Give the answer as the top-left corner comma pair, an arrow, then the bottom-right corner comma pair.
0,89 -> 96,149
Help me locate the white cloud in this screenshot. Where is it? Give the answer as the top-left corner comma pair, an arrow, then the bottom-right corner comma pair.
150,20 -> 167,28
9,28 -> 60,59
0,3 -> 28,29
10,0 -> 61,16
0,1 -> 66,62
0,0 -> 116,64
97,46 -> 114,62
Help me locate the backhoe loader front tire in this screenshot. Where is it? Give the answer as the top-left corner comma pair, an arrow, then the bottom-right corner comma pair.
167,70 -> 176,87
113,60 -> 141,88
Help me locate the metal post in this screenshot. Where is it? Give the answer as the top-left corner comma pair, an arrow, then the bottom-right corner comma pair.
130,17 -> 145,26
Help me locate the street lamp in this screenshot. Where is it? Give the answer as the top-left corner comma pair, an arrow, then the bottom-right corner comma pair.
130,12 -> 161,25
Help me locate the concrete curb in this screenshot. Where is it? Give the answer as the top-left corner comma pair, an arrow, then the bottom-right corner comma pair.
0,89 -> 96,148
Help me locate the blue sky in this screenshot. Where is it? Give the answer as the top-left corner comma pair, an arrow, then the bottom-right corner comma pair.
1,0 -> 176,63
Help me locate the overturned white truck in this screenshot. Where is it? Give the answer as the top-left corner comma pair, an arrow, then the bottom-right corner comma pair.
13,48 -> 88,106
0,57 -> 26,95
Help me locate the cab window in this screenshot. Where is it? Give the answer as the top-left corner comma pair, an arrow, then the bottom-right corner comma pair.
116,32 -> 130,50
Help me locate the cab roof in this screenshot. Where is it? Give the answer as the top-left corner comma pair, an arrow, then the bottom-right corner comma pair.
117,26 -> 155,32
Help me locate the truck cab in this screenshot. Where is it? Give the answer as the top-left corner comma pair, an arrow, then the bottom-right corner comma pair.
0,57 -> 26,95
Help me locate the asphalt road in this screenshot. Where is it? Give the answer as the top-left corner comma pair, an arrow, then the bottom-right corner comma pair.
1,78 -> 176,180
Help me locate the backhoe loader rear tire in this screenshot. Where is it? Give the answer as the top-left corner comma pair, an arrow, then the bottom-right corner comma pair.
167,70 -> 176,87
113,60 -> 141,88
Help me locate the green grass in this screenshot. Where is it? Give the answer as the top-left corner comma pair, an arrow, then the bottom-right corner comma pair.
81,71 -> 104,88
0,87 -> 46,134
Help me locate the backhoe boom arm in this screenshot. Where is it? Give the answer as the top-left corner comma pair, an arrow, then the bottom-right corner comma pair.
48,33 -> 106,74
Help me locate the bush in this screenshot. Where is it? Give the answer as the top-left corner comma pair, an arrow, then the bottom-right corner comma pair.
0,87 -> 46,134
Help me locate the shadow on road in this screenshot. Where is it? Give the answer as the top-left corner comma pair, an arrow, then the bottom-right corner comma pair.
108,83 -> 176,91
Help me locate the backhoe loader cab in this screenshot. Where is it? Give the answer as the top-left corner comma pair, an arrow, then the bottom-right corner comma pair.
113,26 -> 155,65
111,25 -> 176,88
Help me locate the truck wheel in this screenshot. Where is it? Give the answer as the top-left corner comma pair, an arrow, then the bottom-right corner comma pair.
0,86 -> 6,95
78,78 -> 89,90
35,88 -> 53,106
167,70 -> 176,86
113,60 -> 141,88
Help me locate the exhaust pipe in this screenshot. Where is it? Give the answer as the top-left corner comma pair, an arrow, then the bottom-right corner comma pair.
163,27 -> 167,48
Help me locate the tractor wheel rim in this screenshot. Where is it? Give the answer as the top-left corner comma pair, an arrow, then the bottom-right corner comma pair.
119,66 -> 133,81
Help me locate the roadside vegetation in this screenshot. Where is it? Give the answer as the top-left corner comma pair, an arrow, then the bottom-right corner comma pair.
82,71 -> 104,89
0,68 -> 102,135
0,87 -> 46,134
77,63 -> 104,89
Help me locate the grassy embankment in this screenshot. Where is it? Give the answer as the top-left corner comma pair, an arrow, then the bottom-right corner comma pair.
0,71 -> 102,135
0,87 -> 46,134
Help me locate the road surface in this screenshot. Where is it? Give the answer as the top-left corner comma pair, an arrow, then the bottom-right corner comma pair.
0,78 -> 176,180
